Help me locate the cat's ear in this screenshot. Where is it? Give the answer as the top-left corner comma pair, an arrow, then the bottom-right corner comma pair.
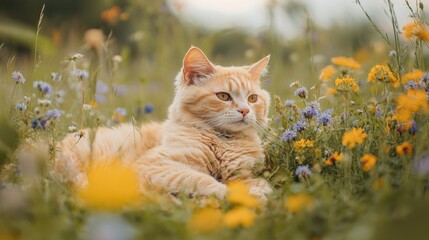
248,55 -> 270,81
182,46 -> 215,85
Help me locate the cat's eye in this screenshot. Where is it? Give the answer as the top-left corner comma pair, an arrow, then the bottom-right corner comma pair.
216,92 -> 232,101
248,94 -> 258,103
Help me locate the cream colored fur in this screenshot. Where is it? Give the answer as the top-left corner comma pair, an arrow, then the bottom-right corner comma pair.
45,47 -> 273,201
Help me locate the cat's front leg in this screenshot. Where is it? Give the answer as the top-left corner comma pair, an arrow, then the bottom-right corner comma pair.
242,177 -> 273,203
134,158 -> 227,199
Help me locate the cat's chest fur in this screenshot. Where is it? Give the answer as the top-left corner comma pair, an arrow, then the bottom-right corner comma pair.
161,123 -> 265,182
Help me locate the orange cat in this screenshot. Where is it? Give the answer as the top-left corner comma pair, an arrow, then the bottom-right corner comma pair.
53,47 -> 273,201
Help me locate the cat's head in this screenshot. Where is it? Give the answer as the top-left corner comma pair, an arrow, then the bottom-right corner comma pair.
169,46 -> 270,133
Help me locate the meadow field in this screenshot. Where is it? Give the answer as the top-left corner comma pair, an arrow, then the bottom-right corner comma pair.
0,0 -> 429,239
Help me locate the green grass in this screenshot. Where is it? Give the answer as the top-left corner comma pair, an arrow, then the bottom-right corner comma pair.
1,1 -> 429,240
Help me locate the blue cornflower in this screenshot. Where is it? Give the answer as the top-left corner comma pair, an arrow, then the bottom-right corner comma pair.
375,108 -> 382,117
294,87 -> 308,99
33,81 -> 52,95
15,103 -> 27,111
115,107 -> 127,116
144,104 -> 154,113
317,109 -> 333,126
72,69 -> 90,79
12,71 -> 26,84
404,80 -> 418,90
302,106 -> 318,119
293,120 -> 308,132
408,120 -> 418,135
51,72 -> 62,81
309,100 -> 320,110
31,117 -> 48,130
295,165 -> 312,177
96,80 -> 109,94
46,109 -> 62,119
281,129 -> 297,142
284,99 -> 295,106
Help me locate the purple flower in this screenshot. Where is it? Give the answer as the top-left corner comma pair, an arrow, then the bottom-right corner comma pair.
295,165 -> 312,177
31,117 -> 48,130
144,104 -> 154,113
404,80 -> 419,90
408,120 -> 418,135
293,120 -> 308,132
317,109 -> 333,126
46,109 -> 62,119
51,72 -> 62,81
281,130 -> 297,142
72,69 -> 89,79
114,85 -> 128,96
12,71 -> 26,84
115,108 -> 127,116
284,99 -> 295,106
96,80 -> 109,94
33,81 -> 52,95
15,103 -> 27,111
302,107 -> 318,119
294,87 -> 308,99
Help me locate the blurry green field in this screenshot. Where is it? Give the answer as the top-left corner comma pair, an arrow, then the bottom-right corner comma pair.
1,1 -> 429,240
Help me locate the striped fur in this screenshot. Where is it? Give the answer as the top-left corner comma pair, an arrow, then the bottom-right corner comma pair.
54,47 -> 273,201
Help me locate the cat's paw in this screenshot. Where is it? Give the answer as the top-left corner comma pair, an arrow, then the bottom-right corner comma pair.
199,182 -> 227,200
248,181 -> 273,205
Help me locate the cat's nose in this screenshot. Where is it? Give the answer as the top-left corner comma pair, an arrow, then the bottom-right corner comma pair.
237,108 -> 249,117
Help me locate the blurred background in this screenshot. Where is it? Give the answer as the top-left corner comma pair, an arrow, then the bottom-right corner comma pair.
0,0 -> 422,119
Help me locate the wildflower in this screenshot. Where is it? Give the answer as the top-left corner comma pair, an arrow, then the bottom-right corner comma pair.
101,6 -> 128,25
33,81 -> 52,95
302,106 -> 318,119
51,72 -> 62,81
360,154 -> 377,172
309,100 -> 320,109
335,76 -> 359,92
284,193 -> 314,213
342,128 -> 367,149
70,53 -> 84,61
83,104 -> 93,111
84,28 -> 105,49
12,71 -> 26,84
15,103 -> 27,111
403,22 -> 429,42
319,65 -> 337,81
281,130 -> 297,142
46,109 -> 62,119
227,181 -> 260,208
408,120 -> 418,135
223,207 -> 256,228
72,69 -> 90,79
396,141 -> 413,156
402,69 -> 425,83
326,88 -> 337,95
331,56 -> 361,70
96,80 -> 109,94
144,104 -> 154,113
31,117 -> 48,130
113,55 -> 123,63
284,99 -> 295,106
395,89 -> 429,122
188,208 -> 223,234
325,152 -> 343,165
76,161 -> 140,210
295,165 -> 312,177
404,80 -> 419,90
68,125 -> 77,132
367,65 -> 400,88
317,109 -> 333,126
294,87 -> 308,99
293,120 -> 308,132
114,85 -> 128,96
389,50 -> 397,58
294,139 -> 314,151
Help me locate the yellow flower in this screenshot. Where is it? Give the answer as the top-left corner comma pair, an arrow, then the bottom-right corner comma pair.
223,207 -> 256,228
403,22 -> 429,42
89,101 -> 98,108
335,76 -> 359,92
325,152 -> 343,165
331,56 -> 361,70
395,89 -> 429,122
326,88 -> 338,95
360,154 -> 377,172
396,141 -> 413,156
319,65 -> 337,81
402,69 -> 425,83
76,161 -> 140,210
342,128 -> 367,149
284,194 -> 314,213
294,139 -> 315,152
367,65 -> 399,88
188,207 -> 223,234
227,181 -> 260,208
